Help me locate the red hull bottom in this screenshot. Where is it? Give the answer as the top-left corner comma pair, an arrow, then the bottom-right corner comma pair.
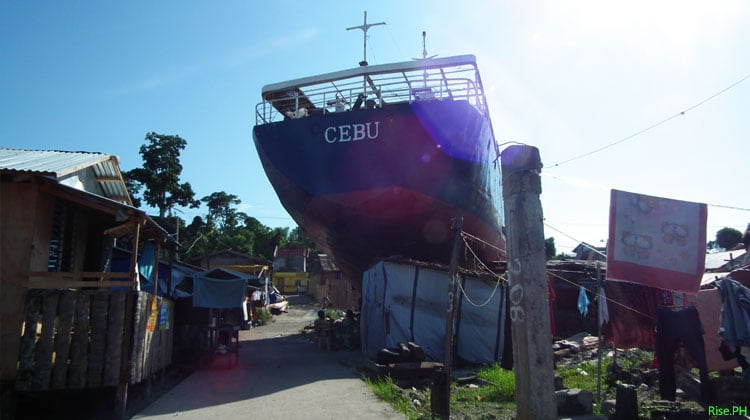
293,186 -> 505,282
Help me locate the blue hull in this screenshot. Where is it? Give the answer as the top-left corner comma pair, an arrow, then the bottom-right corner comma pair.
253,100 -> 504,281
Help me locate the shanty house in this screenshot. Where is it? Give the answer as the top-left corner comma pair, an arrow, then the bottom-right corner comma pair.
190,249 -> 268,274
272,246 -> 310,293
309,254 -> 360,310
0,148 -> 178,418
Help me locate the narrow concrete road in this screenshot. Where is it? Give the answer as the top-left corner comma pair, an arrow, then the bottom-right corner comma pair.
131,296 -> 403,420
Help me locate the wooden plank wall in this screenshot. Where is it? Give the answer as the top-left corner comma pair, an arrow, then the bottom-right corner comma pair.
16,289 -> 174,392
128,292 -> 174,385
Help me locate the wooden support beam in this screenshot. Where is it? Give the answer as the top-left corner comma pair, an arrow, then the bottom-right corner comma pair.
500,145 -> 557,419
435,215 -> 463,419
129,221 -> 142,290
25,271 -> 132,289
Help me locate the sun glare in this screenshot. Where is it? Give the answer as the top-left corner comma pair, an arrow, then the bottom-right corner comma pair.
544,0 -> 745,52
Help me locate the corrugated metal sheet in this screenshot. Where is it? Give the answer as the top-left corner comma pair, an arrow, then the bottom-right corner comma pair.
0,148 -> 131,204
705,249 -> 747,271
0,148 -> 110,175
317,254 -> 339,272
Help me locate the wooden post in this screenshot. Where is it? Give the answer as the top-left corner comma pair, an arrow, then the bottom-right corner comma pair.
500,145 -> 556,419
152,240 -> 160,296
596,262 -> 603,403
115,218 -> 142,419
114,290 -> 135,420
129,221 -> 142,291
435,215 -> 463,419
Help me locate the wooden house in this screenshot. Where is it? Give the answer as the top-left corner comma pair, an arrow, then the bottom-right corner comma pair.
0,148 -> 178,418
309,254 -> 360,310
272,246 -> 310,293
190,249 -> 268,273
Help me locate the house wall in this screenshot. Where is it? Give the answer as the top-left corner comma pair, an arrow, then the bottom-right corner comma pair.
1,182 -> 120,382
1,183 -> 41,381
310,271 -> 360,310
29,193 -> 54,271
197,253 -> 260,269
58,168 -> 103,197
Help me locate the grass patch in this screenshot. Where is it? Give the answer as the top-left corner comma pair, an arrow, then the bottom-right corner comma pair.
557,360 -> 599,390
474,364 -> 516,402
364,348 -> 662,419
257,307 -> 271,324
364,375 -> 428,420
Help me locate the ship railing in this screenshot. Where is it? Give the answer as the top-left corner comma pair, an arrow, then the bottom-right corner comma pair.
255,67 -> 488,125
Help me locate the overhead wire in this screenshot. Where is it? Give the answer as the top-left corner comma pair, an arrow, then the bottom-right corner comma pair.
456,232 -> 506,307
459,225 -> 659,322
541,172 -> 750,212
545,269 -> 656,322
549,73 -> 750,169
544,222 -> 608,259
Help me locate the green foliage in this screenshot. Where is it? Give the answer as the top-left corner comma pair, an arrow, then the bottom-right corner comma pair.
545,237 -> 556,260
452,364 -> 515,405
364,376 -> 425,419
476,365 -> 515,401
715,227 -> 743,250
256,307 -> 271,325
124,133 -> 324,264
285,226 -> 319,250
557,360 -> 599,390
201,191 -> 241,231
124,132 -> 200,218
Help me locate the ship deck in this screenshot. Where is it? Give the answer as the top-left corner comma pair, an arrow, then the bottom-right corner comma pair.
254,55 -> 491,126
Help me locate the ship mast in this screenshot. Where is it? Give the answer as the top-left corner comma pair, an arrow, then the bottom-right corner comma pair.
346,11 -> 385,67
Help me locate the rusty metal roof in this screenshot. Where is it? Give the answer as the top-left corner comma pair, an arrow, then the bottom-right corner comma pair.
0,148 -> 131,205
317,254 -> 340,272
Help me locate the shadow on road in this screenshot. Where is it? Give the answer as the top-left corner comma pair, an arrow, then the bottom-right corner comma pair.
129,294 -> 380,419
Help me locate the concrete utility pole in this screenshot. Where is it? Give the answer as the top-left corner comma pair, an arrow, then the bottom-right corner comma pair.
500,145 -> 557,420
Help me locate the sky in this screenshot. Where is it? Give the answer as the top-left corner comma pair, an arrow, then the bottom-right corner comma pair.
2,1 -> 748,254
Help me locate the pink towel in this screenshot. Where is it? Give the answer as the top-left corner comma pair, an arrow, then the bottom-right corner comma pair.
607,189 -> 707,293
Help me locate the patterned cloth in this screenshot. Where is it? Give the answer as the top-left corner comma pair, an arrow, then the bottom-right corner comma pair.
607,189 -> 707,293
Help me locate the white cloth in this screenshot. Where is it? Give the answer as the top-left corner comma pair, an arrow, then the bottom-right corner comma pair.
598,287 -> 610,326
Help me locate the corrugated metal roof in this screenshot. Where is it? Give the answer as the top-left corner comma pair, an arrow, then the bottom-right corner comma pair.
705,249 -> 747,270
0,147 -> 131,204
317,254 -> 340,272
0,148 -> 110,175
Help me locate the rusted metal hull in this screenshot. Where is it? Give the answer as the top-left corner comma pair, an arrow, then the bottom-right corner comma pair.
253,100 -> 505,281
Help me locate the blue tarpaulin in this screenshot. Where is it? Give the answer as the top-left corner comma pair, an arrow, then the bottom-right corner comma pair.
193,276 -> 247,309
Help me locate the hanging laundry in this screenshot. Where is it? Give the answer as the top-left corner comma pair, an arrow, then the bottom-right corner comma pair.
715,277 -> 750,348
578,286 -> 590,317
598,286 -> 610,326
606,189 -> 707,293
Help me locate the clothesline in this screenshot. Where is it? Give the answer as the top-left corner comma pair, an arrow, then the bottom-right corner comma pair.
459,230 -> 658,323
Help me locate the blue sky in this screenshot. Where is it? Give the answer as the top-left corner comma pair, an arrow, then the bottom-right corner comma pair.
2,1 -> 748,252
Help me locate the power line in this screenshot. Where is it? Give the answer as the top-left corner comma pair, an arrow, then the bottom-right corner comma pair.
541,173 -> 750,212
549,73 -> 750,168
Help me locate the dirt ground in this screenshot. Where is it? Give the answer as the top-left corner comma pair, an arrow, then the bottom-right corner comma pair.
12,296 -> 749,420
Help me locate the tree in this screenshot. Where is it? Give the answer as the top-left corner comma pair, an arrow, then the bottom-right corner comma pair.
544,237 -> 556,260
286,226 -> 319,251
124,132 -> 200,218
715,227 -> 743,250
201,191 -> 241,231
240,215 -> 284,261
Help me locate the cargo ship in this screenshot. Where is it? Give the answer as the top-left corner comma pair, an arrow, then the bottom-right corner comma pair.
252,24 -> 505,283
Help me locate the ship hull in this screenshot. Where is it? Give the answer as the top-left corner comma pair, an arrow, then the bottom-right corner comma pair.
253,100 -> 504,281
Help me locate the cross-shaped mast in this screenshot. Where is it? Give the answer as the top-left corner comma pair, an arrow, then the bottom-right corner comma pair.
346,11 -> 385,66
